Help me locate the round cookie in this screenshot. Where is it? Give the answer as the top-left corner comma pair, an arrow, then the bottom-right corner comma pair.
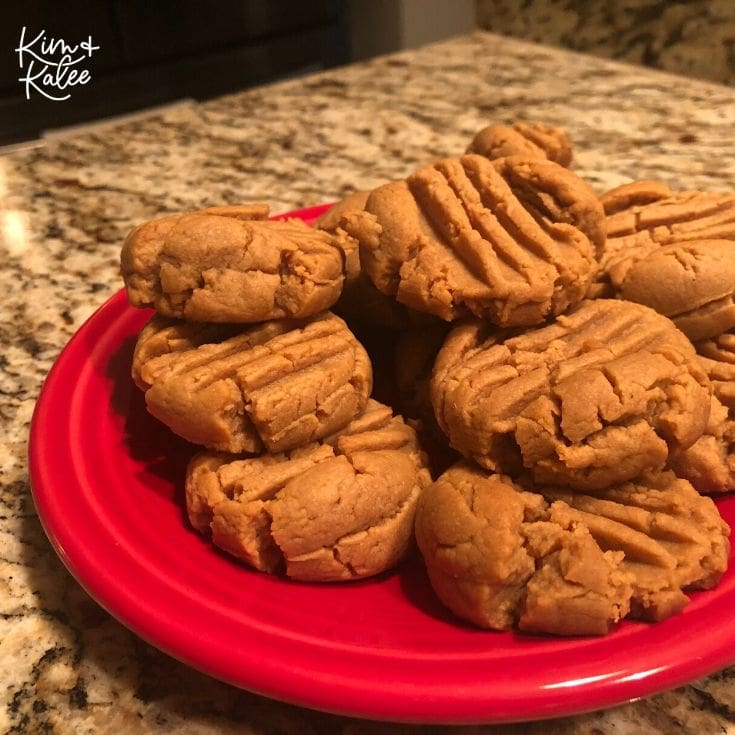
341,154 -> 602,326
594,182 -> 735,306
431,299 -> 711,490
467,121 -> 573,167
415,462 -> 630,635
415,462 -> 729,634
185,400 -> 431,581
134,311 -> 372,454
616,239 -> 735,341
121,203 -> 345,322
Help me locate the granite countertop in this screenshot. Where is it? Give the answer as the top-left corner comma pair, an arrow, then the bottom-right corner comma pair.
3,30 -> 735,734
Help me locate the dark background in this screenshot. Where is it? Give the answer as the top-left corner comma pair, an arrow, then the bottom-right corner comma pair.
1,0 -> 349,145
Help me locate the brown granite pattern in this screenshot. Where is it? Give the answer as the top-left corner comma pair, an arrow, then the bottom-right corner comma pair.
3,31 -> 735,734
476,0 -> 735,86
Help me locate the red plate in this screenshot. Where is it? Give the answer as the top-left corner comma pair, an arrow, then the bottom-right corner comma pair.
29,205 -> 735,724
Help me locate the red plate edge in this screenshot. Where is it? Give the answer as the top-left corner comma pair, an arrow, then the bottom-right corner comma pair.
27,204 -> 735,724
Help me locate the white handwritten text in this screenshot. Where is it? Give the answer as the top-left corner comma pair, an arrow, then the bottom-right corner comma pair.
16,26 -> 100,101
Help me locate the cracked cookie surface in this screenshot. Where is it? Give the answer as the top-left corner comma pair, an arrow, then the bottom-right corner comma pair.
121,203 -> 345,322
134,311 -> 372,453
415,462 -> 632,634
415,463 -> 729,634
593,183 -> 735,334
615,239 -> 735,341
542,471 -> 730,620
341,154 -> 601,325
431,299 -> 711,489
185,400 -> 431,581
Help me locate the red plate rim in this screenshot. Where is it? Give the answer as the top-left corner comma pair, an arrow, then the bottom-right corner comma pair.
27,204 -> 735,724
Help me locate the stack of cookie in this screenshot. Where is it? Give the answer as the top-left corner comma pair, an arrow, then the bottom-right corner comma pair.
119,121 -> 732,637
315,123 -> 731,636
122,203 -> 431,582
595,181 -> 735,495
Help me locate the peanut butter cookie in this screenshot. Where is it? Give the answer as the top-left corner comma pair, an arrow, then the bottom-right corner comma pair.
415,462 -> 631,634
605,187 -> 735,244
594,183 -> 735,324
467,122 -> 573,166
185,400 -> 431,581
616,239 -> 735,341
431,299 -> 711,489
135,311 -> 372,453
415,463 -> 729,634
121,204 -> 345,322
341,154 -> 602,325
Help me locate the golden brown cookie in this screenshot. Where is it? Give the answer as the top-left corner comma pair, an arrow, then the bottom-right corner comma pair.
615,240 -> 735,341
415,463 -> 729,634
341,154 -> 602,325
134,311 -> 372,453
467,122 -> 573,167
415,462 -> 631,634
431,299 -> 711,490
121,204 -> 345,322
594,184 -> 735,308
185,400 -> 431,581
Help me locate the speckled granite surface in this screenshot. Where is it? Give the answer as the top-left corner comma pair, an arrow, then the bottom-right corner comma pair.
3,31 -> 735,734
476,0 -> 735,86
